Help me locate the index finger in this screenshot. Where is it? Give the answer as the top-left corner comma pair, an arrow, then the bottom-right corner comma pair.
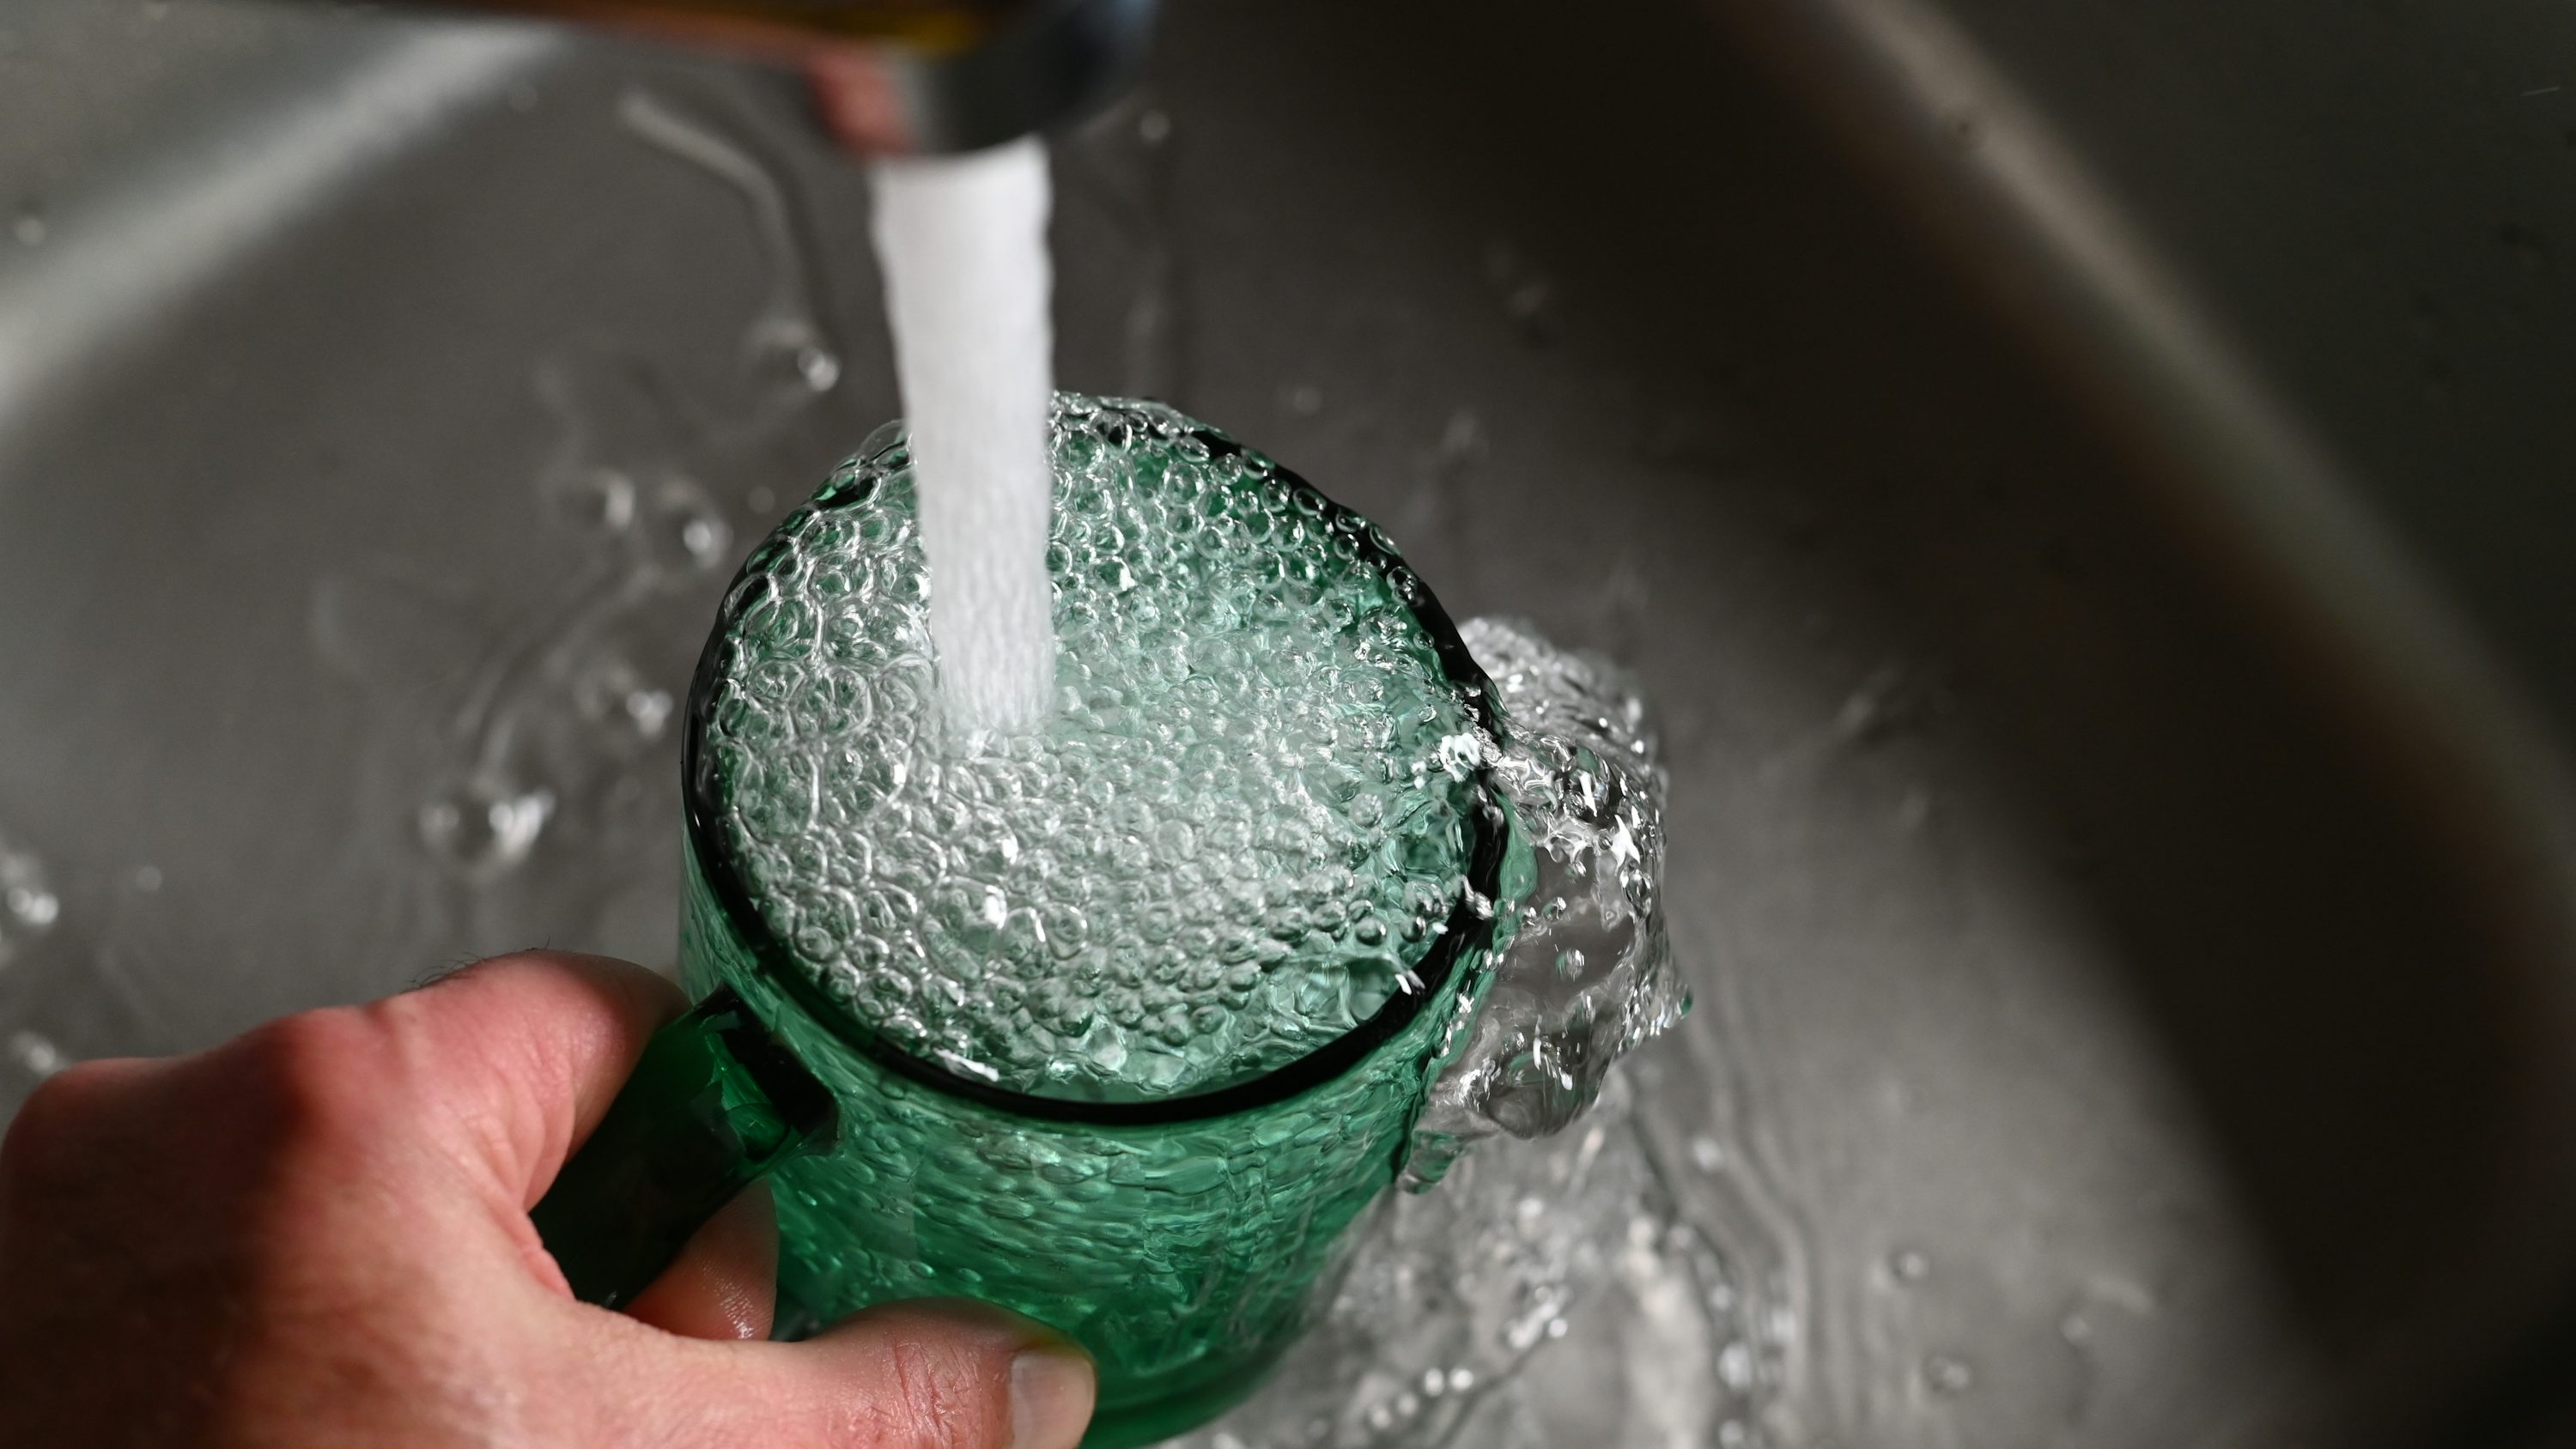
380,951 -> 685,1208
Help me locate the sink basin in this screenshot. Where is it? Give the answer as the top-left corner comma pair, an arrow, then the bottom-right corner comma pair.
6,2 -> 2575,1444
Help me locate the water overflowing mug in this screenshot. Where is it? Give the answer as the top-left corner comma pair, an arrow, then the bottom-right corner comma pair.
534,397 -> 1521,1447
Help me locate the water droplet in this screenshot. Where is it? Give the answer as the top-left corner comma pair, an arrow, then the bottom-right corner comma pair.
1690,1135 -> 1728,1173
1922,1353 -> 1976,1397
7,1030 -> 64,1078
1137,107 -> 1172,144
571,654 -> 676,751
418,774 -> 554,882
2059,1311 -> 2093,1343
639,476 -> 731,573
132,864 -> 162,893
0,834 -> 58,965
5,883 -> 58,931
794,344 -> 841,393
625,688 -> 674,738
1888,1246 -> 1931,1282
1716,1341 -> 1755,1390
12,206 -> 44,248
1284,384 -> 1323,415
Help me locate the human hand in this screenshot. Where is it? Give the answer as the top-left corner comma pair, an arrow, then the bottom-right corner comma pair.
0,950 -> 1096,1448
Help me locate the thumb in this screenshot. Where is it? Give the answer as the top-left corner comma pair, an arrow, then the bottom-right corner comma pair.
704,1299 -> 1096,1449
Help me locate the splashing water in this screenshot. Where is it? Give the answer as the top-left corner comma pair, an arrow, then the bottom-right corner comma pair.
1406,616 -> 1685,1186
869,140 -> 1059,735
0,827 -> 60,970
622,88 -> 845,421
1177,1074 -> 1779,1449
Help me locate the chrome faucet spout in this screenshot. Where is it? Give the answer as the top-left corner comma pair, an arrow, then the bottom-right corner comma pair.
453,0 -> 1157,154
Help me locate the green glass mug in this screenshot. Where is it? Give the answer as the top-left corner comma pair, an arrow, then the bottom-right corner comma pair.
533,401 -> 1509,1447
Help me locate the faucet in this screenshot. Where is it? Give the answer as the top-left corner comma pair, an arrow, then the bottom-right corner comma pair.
453,0 -> 1157,154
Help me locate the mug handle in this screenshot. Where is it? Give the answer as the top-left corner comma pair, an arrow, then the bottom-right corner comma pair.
531,985 -> 837,1309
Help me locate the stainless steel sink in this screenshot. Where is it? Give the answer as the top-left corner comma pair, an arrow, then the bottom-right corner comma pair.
6,2 -> 2575,1444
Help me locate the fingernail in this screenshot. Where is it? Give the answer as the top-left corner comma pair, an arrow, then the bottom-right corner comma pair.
1010,1345 -> 1097,1449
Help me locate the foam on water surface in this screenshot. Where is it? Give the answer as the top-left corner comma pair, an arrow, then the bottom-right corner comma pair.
700,394 -> 1488,1102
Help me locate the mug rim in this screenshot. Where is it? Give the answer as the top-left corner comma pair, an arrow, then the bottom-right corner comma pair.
682,407 -> 1506,1127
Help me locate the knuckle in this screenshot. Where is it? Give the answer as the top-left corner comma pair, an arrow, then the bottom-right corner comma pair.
222,1007 -> 405,1154
0,1060 -> 126,1183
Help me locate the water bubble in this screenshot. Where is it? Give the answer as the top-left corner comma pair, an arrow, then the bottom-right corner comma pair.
1887,1246 -> 1931,1282
640,476 -> 732,573
6,1030 -> 64,1079
0,834 -> 58,966
5,883 -> 58,932
133,865 -> 162,892
793,344 -> 842,393
12,206 -> 43,248
1689,1136 -> 1728,1173
418,773 -> 555,882
625,688 -> 674,737
571,654 -> 675,750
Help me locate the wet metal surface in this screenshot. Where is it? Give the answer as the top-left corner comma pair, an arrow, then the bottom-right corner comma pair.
4,1 -> 2574,1442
